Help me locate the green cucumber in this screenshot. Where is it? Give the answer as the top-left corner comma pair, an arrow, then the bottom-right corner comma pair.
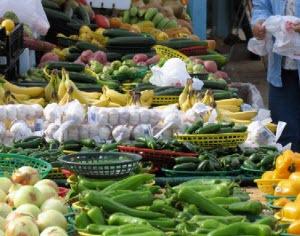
175,157 -> 199,164
46,61 -> 84,72
68,72 -> 97,84
232,126 -> 247,133
186,119 -> 203,134
107,36 -> 156,47
76,41 -> 106,52
44,8 -> 71,22
103,29 -> 141,38
203,79 -> 228,90
75,5 -> 90,24
173,163 -> 198,171
42,0 -> 60,9
195,123 -> 221,134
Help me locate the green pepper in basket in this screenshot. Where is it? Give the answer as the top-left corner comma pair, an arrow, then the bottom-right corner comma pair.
87,206 -> 105,225
75,211 -> 91,230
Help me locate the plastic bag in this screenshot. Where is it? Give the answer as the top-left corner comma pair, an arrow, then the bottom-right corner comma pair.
53,120 -> 76,142
63,100 -> 85,124
150,58 -> 202,89
112,125 -> 131,142
44,103 -> 63,123
132,124 -> 152,140
0,0 -> 50,35
10,121 -> 32,141
247,34 -> 272,56
264,15 -> 300,59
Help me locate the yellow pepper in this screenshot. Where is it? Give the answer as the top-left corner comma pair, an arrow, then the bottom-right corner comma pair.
274,179 -> 299,197
273,198 -> 290,208
281,202 -> 300,220
288,220 -> 300,234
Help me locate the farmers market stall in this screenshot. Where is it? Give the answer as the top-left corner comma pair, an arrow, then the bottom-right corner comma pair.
0,0 -> 297,236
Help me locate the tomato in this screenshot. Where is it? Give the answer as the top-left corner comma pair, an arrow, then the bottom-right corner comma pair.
288,220 -> 300,234
282,202 -> 300,220
262,171 -> 274,180
273,198 -> 290,207
274,180 -> 299,197
289,172 -> 300,192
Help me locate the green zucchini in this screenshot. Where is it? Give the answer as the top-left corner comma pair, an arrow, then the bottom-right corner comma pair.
76,41 -> 106,52
154,88 -> 182,96
200,53 -> 228,66
42,0 -> 60,9
214,92 -> 234,100
46,61 -> 84,72
232,126 -> 247,133
68,72 -> 97,84
203,79 -> 228,90
65,52 -> 80,61
106,52 -> 122,61
103,29 -> 141,38
173,163 -> 198,171
44,8 -> 71,22
107,36 -> 156,47
217,127 -> 234,134
75,5 -> 90,24
159,39 -> 208,49
57,37 -> 78,48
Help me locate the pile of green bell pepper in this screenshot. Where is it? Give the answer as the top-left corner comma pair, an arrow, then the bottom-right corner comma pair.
72,174 -> 278,236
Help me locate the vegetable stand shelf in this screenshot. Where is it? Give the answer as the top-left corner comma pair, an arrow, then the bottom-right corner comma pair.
118,145 -> 197,170
175,132 -> 248,148
58,152 -> 141,178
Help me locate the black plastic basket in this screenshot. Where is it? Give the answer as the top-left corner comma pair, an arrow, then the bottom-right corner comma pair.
59,152 -> 142,178
0,24 -> 24,65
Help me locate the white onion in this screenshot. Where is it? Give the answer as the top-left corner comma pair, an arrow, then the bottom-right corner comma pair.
6,216 -> 39,236
15,204 -> 40,219
41,198 -> 68,215
13,186 -> 42,208
0,177 -> 12,193
5,212 -> 33,226
37,210 -> 67,231
12,166 -> 40,185
34,179 -> 58,192
35,185 -> 58,204
0,216 -> 5,231
0,203 -> 11,218
0,190 -> 6,203
40,226 -> 68,236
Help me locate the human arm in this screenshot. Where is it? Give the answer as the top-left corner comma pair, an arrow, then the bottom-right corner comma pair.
251,0 -> 272,39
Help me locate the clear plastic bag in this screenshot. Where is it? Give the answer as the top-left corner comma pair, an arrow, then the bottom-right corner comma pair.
0,0 -> 50,35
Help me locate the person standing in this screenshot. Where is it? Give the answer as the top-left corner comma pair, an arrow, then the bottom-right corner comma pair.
252,0 -> 300,151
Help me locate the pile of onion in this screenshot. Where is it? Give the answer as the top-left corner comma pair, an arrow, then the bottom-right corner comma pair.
12,166 -> 40,185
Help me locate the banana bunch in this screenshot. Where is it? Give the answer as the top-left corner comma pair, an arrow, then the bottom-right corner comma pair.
0,75 -> 45,106
219,110 -> 258,124
58,70 -> 102,106
179,79 -> 193,112
200,90 -> 215,107
216,98 -> 243,112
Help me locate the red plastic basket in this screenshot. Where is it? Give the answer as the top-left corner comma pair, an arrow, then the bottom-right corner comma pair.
180,46 -> 208,56
118,146 -> 197,170
58,187 -> 69,198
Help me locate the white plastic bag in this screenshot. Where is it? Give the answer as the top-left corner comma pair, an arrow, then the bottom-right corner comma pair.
0,0 -> 50,35
10,121 -> 32,141
265,15 -> 300,59
247,35 -> 272,56
149,58 -> 191,88
63,100 -> 85,124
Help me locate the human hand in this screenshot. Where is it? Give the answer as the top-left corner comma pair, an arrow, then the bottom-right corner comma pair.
293,23 -> 300,33
252,21 -> 266,40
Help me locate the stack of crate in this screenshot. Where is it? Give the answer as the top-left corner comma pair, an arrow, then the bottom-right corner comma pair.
0,24 -> 24,80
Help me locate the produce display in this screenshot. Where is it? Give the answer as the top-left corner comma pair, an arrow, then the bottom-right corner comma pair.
0,1 -> 296,235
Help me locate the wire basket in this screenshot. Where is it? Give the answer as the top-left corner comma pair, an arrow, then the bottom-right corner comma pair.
152,96 -> 179,106
58,152 -> 141,178
0,153 -> 52,178
175,133 -> 248,148
254,179 -> 283,195
179,46 -> 208,56
161,168 -> 241,177
118,146 -> 197,170
153,45 -> 188,60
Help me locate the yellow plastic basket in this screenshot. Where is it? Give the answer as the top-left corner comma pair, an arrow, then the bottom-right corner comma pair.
121,83 -> 137,92
274,212 -> 295,223
152,96 -> 179,106
153,45 -> 189,60
254,179 -> 282,195
175,132 -> 247,148
78,231 -> 100,236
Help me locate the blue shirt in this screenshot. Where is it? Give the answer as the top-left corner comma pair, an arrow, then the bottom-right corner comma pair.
252,0 -> 300,87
